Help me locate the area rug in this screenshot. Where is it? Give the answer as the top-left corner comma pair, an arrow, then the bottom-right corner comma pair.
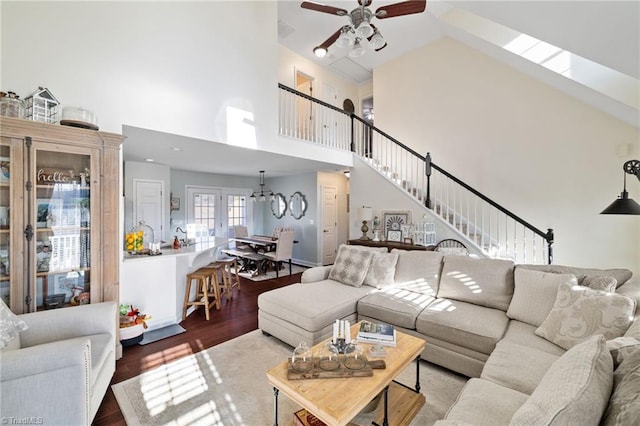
112,330 -> 467,425
237,264 -> 308,282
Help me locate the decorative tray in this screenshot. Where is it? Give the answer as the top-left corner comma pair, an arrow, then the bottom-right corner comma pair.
287,358 -> 385,380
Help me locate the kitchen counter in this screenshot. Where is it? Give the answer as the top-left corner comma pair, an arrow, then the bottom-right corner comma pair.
120,237 -> 230,330
123,238 -> 230,265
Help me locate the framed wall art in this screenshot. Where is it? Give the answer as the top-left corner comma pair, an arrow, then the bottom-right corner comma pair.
382,210 -> 411,239
387,230 -> 403,242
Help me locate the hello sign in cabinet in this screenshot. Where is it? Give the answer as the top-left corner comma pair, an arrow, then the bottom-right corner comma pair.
0,117 -> 124,314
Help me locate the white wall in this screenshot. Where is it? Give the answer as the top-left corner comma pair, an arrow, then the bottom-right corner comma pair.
374,37 -> 640,274
1,1 -> 278,145
278,46 -> 360,109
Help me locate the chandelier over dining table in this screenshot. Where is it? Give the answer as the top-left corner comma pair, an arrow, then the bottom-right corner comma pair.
250,170 -> 274,202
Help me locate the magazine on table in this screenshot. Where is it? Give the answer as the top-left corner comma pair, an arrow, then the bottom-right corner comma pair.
356,321 -> 397,346
357,320 -> 395,341
356,331 -> 397,347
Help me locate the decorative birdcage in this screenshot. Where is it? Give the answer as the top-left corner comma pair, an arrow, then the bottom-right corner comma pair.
24,86 -> 59,123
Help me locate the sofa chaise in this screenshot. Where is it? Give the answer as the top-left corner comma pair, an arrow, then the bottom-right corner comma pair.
258,244 -> 640,424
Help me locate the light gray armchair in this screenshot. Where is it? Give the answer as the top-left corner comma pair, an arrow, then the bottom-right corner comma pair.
0,301 -> 117,425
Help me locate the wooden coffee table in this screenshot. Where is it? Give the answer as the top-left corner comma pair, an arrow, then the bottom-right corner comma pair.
266,322 -> 426,426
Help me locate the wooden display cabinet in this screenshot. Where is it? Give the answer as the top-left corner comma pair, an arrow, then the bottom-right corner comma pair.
0,117 -> 124,314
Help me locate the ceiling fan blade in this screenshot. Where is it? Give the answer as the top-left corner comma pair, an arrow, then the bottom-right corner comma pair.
301,1 -> 348,16
318,28 -> 342,50
375,0 -> 426,19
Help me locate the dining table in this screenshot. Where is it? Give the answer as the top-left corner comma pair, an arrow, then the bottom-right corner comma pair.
231,235 -> 278,253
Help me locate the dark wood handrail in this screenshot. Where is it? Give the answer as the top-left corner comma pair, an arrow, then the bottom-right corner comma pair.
278,84 -> 554,263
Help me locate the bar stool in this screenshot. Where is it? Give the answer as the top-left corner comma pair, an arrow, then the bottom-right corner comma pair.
216,257 -> 241,300
182,266 -> 222,321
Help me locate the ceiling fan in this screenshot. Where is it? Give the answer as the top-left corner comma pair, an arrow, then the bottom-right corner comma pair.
301,0 -> 427,59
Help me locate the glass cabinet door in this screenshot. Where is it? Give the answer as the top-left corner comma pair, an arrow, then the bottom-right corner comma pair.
32,148 -> 94,311
0,143 -> 10,306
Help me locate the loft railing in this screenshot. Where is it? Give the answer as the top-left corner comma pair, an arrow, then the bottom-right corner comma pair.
279,83 -> 553,264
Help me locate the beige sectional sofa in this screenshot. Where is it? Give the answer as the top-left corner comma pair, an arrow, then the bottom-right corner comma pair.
258,244 -> 640,425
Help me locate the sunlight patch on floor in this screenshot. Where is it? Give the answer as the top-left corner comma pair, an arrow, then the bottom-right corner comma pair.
141,343 -> 194,371
140,355 -> 208,416
171,400 -> 222,425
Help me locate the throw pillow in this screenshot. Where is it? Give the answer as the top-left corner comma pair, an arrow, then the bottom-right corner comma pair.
582,275 -> 617,293
507,268 -> 577,327
364,251 -> 399,288
510,335 -> 613,425
606,336 -> 640,368
535,282 -> 636,350
0,297 -> 28,349
600,349 -> 640,425
328,245 -> 374,287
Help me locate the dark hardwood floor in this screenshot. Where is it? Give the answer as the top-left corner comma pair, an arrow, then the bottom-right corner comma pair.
93,272 -> 302,425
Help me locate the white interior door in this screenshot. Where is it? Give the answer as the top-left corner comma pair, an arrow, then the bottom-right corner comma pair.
296,70 -> 314,140
133,179 -> 164,242
321,82 -> 338,145
321,186 -> 338,265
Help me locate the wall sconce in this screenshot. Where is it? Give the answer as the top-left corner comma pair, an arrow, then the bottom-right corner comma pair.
600,160 -> 640,215
358,206 -> 373,240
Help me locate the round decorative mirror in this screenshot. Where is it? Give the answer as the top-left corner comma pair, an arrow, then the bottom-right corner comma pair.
270,193 -> 287,219
289,191 -> 307,220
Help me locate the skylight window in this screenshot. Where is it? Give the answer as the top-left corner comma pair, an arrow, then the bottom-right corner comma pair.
441,8 -> 639,111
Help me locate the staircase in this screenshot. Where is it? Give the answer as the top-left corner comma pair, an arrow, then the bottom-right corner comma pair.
279,84 -> 553,264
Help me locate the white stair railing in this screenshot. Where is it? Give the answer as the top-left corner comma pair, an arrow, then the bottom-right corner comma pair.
278,84 -> 554,264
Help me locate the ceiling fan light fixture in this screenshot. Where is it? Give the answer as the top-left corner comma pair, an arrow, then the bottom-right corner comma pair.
370,28 -> 385,50
349,39 -> 366,58
313,46 -> 328,57
355,21 -> 373,38
336,26 -> 355,48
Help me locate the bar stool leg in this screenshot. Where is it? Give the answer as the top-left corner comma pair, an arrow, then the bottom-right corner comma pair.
182,275 -> 193,321
209,270 -> 222,310
197,275 -> 211,321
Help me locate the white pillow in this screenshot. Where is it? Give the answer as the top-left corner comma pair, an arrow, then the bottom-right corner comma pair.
510,335 -> 613,425
535,282 -> 636,350
328,245 -> 374,287
606,336 -> 640,368
0,297 -> 28,348
364,252 -> 399,288
582,275 -> 617,292
507,268 -> 577,327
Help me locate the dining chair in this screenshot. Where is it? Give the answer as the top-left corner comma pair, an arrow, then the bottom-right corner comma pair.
272,226 -> 283,239
264,229 -> 295,277
434,238 -> 469,256
233,225 -> 251,251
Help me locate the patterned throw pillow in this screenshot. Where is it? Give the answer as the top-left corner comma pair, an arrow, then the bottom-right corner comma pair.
535,282 -> 636,350
329,245 -> 374,287
364,252 -> 399,288
0,297 -> 28,348
581,275 -> 617,292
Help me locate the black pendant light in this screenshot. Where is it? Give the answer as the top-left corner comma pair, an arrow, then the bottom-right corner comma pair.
600,160 -> 640,215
